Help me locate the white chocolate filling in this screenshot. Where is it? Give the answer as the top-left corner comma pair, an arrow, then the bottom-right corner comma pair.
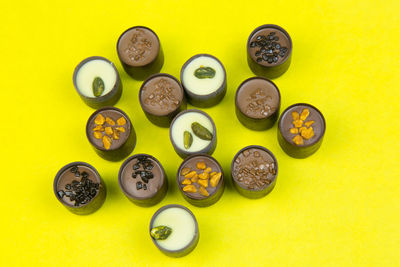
153,207 -> 196,251
171,111 -> 213,152
182,56 -> 224,96
76,59 -> 117,98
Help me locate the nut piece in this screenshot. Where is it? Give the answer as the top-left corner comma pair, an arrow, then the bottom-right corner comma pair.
105,126 -> 113,136
299,127 -> 307,134
105,117 -> 115,126
94,114 -> 105,125
197,179 -> 208,188
117,117 -> 126,126
102,135 -> 112,149
182,185 -> 197,193
182,179 -> 191,185
199,186 -> 209,197
184,171 -> 197,179
116,127 -> 126,133
210,172 -> 222,187
191,174 -> 199,183
198,172 -> 209,180
196,161 -> 206,170
112,130 -> 120,140
204,167 -> 212,173
93,131 -> 103,139
300,108 -> 310,121
293,119 -> 303,128
290,128 -> 298,134
292,135 -> 304,146
292,111 -> 300,121
304,120 -> 315,127
301,127 -> 314,140
93,125 -> 104,132
180,167 -> 191,176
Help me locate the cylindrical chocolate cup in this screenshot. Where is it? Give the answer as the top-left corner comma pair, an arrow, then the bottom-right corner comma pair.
180,54 -> 227,108
235,77 -> 281,130
169,109 -> 217,159
86,107 -> 136,161
277,103 -> 326,158
53,162 -> 106,215
247,24 -> 292,79
117,26 -> 164,80
118,154 -> 168,207
139,73 -> 187,127
73,56 -> 123,109
176,154 -> 224,207
149,204 -> 199,257
231,145 -> 278,199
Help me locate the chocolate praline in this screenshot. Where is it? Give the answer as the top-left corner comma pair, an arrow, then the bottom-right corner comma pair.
117,26 -> 164,80
149,204 -> 199,257
177,154 -> 224,207
86,107 -> 136,161
180,54 -> 227,108
231,145 -> 278,199
169,109 -> 217,159
278,103 -> 326,158
139,73 -> 186,127
235,77 -> 281,130
73,56 -> 122,109
247,24 -> 292,79
53,162 -> 106,215
118,154 -> 168,207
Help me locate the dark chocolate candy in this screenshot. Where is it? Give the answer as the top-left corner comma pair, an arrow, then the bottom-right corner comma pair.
247,24 -> 292,79
118,154 -> 168,207
86,107 -> 136,161
277,103 -> 326,158
139,73 -> 186,127
117,26 -> 164,80
235,77 -> 281,130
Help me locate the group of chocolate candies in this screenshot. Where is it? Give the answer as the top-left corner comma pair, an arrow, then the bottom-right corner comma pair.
54,24 -> 325,257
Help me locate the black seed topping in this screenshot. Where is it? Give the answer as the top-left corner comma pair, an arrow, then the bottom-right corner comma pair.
251,31 -> 289,64
70,166 -> 78,173
133,164 -> 140,170
130,155 -> 156,185
57,190 -> 65,198
143,184 -> 147,190
60,170 -> 99,206
136,181 -> 143,190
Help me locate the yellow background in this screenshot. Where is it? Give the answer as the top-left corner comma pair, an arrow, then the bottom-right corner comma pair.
1,0 -> 399,266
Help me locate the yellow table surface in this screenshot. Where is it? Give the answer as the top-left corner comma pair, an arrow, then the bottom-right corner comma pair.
1,0 -> 399,266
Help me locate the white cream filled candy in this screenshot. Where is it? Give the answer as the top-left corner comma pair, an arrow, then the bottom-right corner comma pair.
152,207 -> 196,251
171,111 -> 213,153
75,59 -> 117,98
182,55 -> 225,96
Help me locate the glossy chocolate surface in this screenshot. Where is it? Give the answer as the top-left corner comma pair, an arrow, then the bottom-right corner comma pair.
232,147 -> 277,191
55,164 -> 101,207
86,107 -> 131,151
279,104 -> 325,147
177,155 -> 223,200
117,27 -> 160,67
236,77 -> 280,119
248,27 -> 291,66
140,74 -> 184,116
119,155 -> 165,200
